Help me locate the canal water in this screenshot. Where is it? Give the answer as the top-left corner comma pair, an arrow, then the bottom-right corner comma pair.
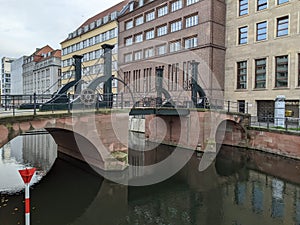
1,132 -> 300,225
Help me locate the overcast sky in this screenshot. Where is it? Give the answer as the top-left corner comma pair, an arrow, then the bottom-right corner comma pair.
0,0 -> 121,60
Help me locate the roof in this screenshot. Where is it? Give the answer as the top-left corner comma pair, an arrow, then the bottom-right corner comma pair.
61,0 -> 129,44
78,0 -> 128,30
25,45 -> 61,63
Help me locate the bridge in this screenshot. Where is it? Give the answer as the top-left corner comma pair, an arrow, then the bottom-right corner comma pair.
0,105 -> 250,172
0,44 -> 251,171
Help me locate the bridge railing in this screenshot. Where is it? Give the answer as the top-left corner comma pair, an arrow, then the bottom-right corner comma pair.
127,95 -> 248,114
250,116 -> 300,132
0,93 -> 249,117
0,94 -> 53,117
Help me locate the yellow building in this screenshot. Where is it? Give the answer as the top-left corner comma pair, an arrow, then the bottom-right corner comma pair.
60,1 -> 128,94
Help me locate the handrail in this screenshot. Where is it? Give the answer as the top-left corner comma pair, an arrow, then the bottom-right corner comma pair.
0,93 -> 249,117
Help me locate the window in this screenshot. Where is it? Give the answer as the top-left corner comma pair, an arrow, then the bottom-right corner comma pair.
170,40 -> 181,52
255,58 -> 266,88
186,0 -> 199,6
168,64 -> 179,91
124,53 -> 133,63
135,33 -> 143,43
157,45 -> 167,55
133,70 -> 141,93
237,61 -> 247,89
239,0 -> 248,16
158,5 -> 168,17
111,11 -> 117,20
125,20 -> 133,30
143,68 -> 152,93
125,37 -> 133,46
275,55 -> 288,87
171,0 -> 182,12
170,20 -> 182,32
89,52 -> 95,60
124,71 -> 131,93
256,21 -> 267,41
238,100 -> 246,113
157,25 -> 168,36
110,28 -> 117,39
278,0 -> 288,4
134,51 -> 143,61
238,26 -> 248,44
144,48 -> 154,58
138,0 -> 144,7
185,36 -> 198,49
257,0 -> 267,10
83,40 -> 88,48
277,16 -> 289,37
186,14 -> 198,28
146,29 -> 155,40
135,15 -> 144,26
146,11 -> 155,22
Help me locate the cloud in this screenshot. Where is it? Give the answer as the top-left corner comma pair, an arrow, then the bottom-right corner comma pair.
0,0 -> 122,58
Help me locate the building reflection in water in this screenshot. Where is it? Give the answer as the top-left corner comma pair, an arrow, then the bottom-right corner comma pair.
22,132 -> 57,171
126,135 -> 300,225
0,132 -> 57,193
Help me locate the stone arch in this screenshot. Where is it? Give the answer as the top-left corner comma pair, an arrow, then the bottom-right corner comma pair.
215,119 -> 247,147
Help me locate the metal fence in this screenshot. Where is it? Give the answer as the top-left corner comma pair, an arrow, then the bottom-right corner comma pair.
250,116 -> 300,132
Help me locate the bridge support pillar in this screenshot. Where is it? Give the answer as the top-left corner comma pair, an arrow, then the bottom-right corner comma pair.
73,55 -> 83,94
191,60 -> 200,106
102,44 -> 115,108
155,66 -> 164,107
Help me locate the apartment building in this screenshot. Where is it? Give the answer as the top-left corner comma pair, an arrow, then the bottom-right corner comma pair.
23,45 -> 61,95
11,56 -> 26,95
1,57 -> 15,105
118,0 -> 226,105
60,1 -> 129,94
225,0 -> 300,119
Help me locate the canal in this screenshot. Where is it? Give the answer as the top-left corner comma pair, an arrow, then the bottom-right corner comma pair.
1,132 -> 300,225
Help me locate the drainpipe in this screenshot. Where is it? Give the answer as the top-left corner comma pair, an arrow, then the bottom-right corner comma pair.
102,44 -> 115,108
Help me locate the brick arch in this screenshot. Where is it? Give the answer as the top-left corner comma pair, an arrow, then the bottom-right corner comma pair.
0,114 -> 129,170
46,128 -> 104,168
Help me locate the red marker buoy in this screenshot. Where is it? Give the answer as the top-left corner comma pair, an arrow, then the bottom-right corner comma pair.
18,168 -> 36,225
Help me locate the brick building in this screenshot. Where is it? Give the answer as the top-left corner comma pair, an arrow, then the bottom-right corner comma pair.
118,0 -> 226,106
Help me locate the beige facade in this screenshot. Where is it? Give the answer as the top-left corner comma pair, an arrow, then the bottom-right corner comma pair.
118,0 -> 226,106
60,1 -> 128,94
225,0 -> 300,118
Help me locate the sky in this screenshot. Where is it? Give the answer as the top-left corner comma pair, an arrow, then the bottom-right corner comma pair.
0,0 -> 122,60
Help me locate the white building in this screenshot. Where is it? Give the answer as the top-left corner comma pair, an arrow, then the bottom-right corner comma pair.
1,57 -> 15,105
11,56 -> 26,95
23,45 -> 61,95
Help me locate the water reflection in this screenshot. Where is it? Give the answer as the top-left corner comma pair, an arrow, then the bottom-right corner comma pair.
0,132 -> 57,193
1,132 -> 300,225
